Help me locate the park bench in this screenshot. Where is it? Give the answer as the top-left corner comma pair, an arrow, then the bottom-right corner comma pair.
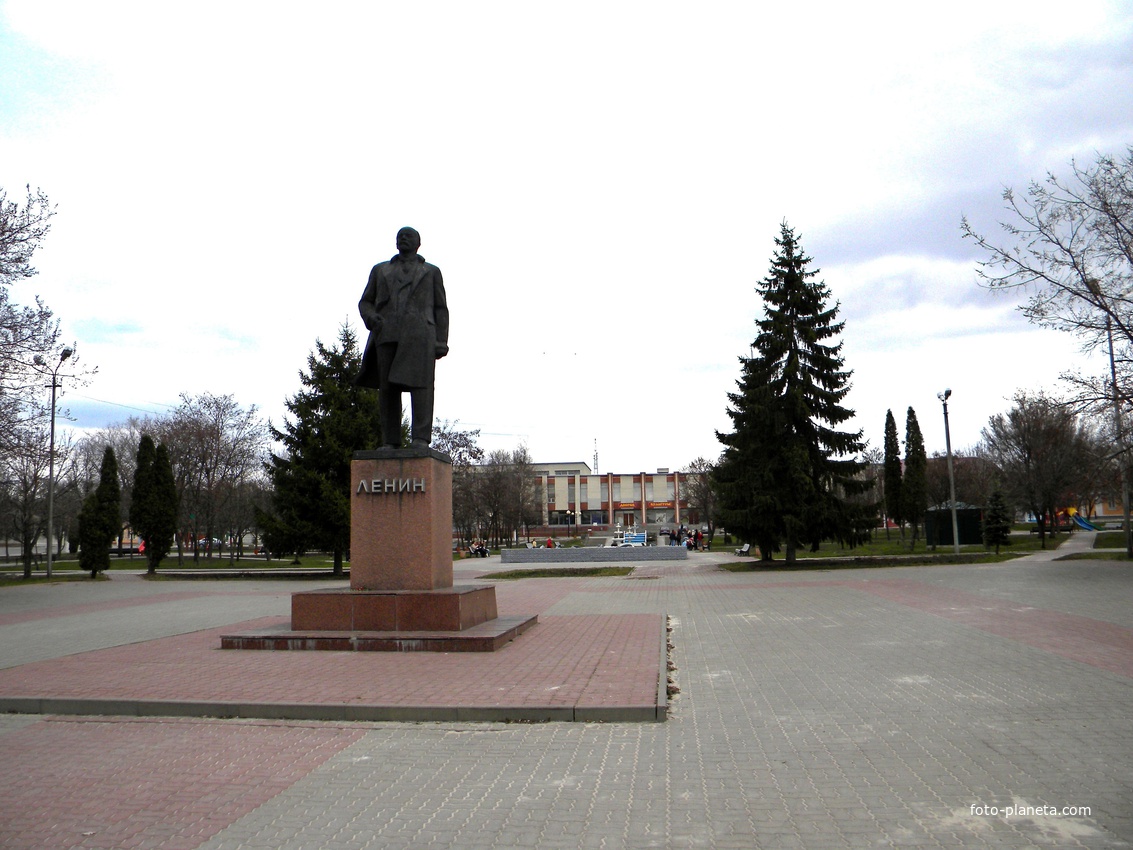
734,543 -> 751,556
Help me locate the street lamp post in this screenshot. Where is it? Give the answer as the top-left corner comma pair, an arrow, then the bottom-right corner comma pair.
1104,315 -> 1133,557
33,347 -> 73,579
1085,279 -> 1132,557
937,389 -> 961,555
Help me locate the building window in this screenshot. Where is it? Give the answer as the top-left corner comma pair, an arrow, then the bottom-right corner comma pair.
546,481 -> 554,506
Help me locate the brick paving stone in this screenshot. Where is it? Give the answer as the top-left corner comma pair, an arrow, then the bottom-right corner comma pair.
0,716 -> 364,849
0,611 -> 663,714
1,552 -> 1131,847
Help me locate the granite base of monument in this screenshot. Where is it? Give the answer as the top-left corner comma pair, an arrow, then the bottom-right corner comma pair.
221,449 -> 536,653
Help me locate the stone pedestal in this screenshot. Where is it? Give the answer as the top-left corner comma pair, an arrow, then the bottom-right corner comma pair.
221,447 -> 537,652
292,585 -> 497,632
349,449 -> 453,590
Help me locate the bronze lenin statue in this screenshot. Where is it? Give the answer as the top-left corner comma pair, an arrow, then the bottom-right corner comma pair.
355,227 -> 449,448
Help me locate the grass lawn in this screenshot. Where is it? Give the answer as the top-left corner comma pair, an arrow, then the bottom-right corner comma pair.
716,525 -> 1080,571
1060,529 -> 1132,560
0,553 -> 345,584
1093,531 -> 1131,550
718,530 -> 1053,559
0,571 -> 110,585
1059,551 -> 1133,560
479,567 -> 634,579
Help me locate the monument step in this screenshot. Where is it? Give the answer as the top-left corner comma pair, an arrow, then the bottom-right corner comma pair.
220,614 -> 538,653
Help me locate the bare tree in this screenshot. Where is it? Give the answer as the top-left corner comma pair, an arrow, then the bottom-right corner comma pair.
1073,418 -> 1122,521
470,445 -> 541,547
0,418 -> 78,574
434,419 -> 486,547
508,444 -> 542,543
169,393 -> 266,560
80,399 -> 267,563
0,185 -> 55,285
0,293 -> 61,445
476,449 -> 514,547
926,450 -> 998,509
0,186 -> 62,450
431,419 -> 485,467
962,147 -> 1133,412
683,456 -> 717,538
0,185 -> 94,565
979,392 -> 1093,548
2,423 -> 51,576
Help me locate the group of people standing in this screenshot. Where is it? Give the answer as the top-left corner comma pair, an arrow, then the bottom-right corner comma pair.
668,526 -> 708,550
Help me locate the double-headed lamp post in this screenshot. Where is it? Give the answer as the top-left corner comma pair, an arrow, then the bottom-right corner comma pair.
937,388 -> 961,555
33,347 -> 72,579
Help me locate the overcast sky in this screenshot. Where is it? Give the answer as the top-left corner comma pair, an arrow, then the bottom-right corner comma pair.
3,1 -> 1132,472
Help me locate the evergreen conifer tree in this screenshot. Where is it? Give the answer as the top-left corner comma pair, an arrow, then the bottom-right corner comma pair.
982,489 -> 1013,554
130,434 -> 156,554
130,435 -> 179,574
901,407 -> 927,547
78,446 -> 120,578
258,323 -> 383,573
714,222 -> 874,561
883,409 -> 903,538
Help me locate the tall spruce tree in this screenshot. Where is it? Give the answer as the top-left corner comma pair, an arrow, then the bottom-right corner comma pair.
883,409 -> 903,538
714,222 -> 873,562
258,323 -> 383,573
901,407 -> 928,547
130,435 -> 179,574
78,446 -> 120,578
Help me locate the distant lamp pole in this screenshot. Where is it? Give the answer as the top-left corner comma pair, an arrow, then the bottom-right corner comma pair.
937,388 -> 961,555
1106,315 -> 1133,557
1086,278 -> 1132,557
33,347 -> 73,579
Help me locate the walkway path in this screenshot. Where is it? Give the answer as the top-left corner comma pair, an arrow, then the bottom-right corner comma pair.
0,547 -> 1130,848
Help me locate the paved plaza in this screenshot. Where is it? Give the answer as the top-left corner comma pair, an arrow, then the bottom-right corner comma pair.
1,541 -> 1131,848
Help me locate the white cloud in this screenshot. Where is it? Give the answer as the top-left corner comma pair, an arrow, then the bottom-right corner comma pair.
1,0 -> 1131,472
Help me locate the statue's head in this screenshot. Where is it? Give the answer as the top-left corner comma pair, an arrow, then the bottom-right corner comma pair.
396,227 -> 421,253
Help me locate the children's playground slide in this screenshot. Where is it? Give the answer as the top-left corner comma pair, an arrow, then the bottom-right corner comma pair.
1072,514 -> 1102,531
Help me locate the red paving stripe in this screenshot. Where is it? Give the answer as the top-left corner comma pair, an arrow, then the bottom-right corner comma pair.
491,579 -> 579,614
0,716 -> 364,850
0,613 -> 663,711
856,578 -> 1133,678
0,590 -> 227,626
